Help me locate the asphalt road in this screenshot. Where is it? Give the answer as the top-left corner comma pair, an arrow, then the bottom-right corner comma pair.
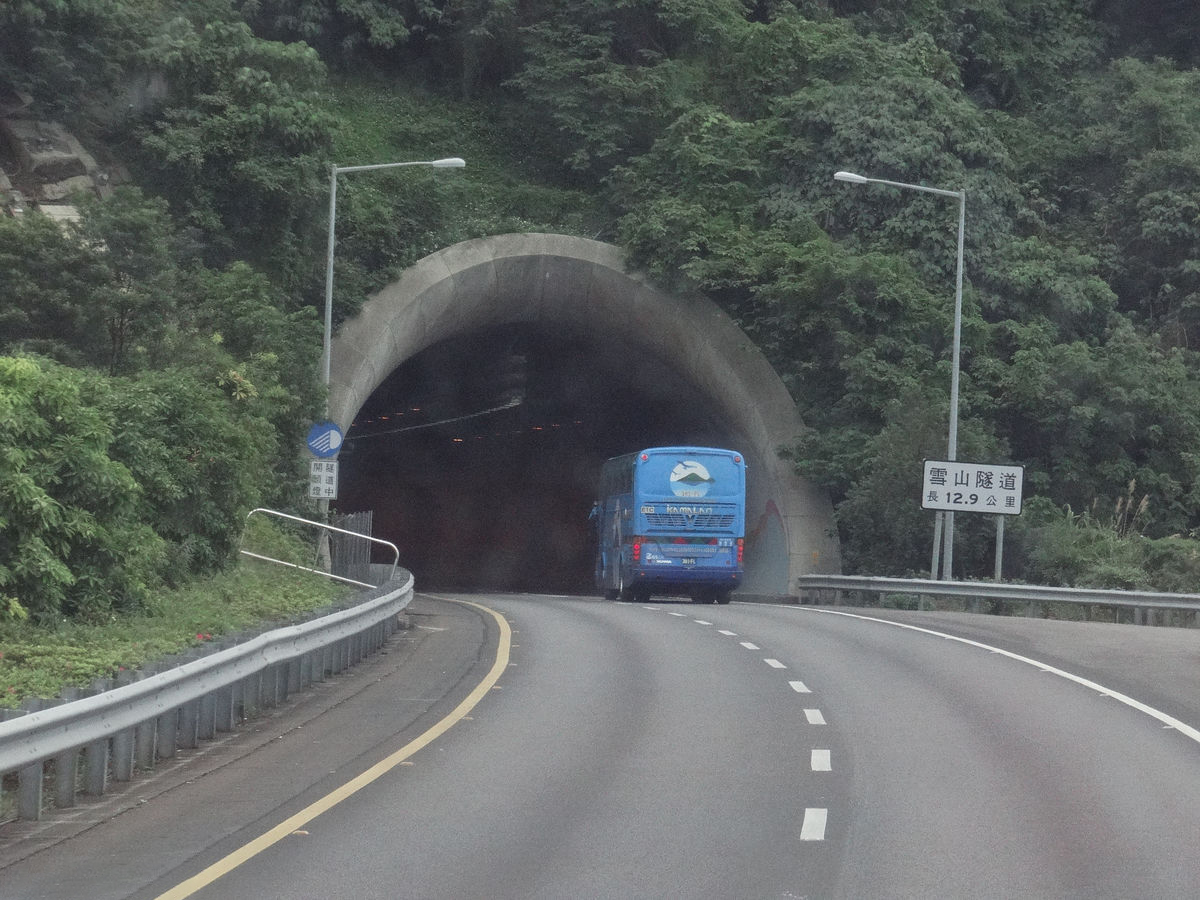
2,594 -> 1199,899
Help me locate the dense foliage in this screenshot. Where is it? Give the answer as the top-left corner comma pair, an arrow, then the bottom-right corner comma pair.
5,0 -> 1200,608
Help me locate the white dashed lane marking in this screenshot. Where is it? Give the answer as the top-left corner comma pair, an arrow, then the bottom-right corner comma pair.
645,604 -> 835,847
800,808 -> 828,841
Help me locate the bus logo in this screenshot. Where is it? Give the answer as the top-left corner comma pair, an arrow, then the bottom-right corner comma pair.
670,460 -> 715,497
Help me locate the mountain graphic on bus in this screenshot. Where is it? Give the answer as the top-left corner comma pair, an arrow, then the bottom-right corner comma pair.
670,460 -> 715,497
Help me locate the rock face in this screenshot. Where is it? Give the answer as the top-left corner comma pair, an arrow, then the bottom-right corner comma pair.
3,119 -> 97,182
0,117 -> 114,224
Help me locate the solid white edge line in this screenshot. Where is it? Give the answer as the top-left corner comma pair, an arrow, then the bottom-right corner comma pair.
796,607 -> 1200,747
800,807 -> 828,840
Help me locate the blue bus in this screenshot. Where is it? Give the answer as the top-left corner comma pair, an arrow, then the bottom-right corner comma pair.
593,447 -> 746,604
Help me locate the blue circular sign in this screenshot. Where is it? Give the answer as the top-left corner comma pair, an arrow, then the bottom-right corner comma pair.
306,422 -> 344,458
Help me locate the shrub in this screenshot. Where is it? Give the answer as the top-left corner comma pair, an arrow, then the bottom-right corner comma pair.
0,356 -> 165,623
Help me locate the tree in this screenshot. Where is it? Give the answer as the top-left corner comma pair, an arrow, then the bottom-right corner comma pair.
0,0 -> 154,117
980,320 -> 1200,538
0,212 -> 110,367
0,356 -> 164,623
0,188 -> 181,373
131,18 -> 335,282
92,364 -> 277,575
73,187 -> 181,373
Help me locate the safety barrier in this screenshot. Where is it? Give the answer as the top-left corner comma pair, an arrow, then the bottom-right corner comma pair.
0,573 -> 413,823
795,574 -> 1200,626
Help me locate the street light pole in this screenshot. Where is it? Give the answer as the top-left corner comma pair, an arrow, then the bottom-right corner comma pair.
834,170 -> 966,579
322,157 -> 466,391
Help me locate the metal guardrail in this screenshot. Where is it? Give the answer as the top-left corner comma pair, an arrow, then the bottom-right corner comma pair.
795,574 -> 1200,625
0,572 -> 414,823
241,508 -> 399,589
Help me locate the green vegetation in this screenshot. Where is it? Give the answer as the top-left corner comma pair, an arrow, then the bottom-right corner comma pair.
4,0 -> 1200,705
0,563 -> 347,710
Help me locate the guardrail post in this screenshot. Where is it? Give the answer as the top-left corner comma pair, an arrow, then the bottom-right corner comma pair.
112,725 -> 135,783
317,642 -> 328,674
198,689 -> 217,741
107,670 -> 136,782
83,679 -> 111,796
18,761 -> 42,821
266,664 -> 283,707
84,737 -> 108,797
134,676 -> 157,771
287,657 -> 302,695
177,649 -> 203,749
53,692 -> 79,809
156,708 -> 178,760
215,682 -> 236,732
17,698 -> 44,820
179,700 -> 200,750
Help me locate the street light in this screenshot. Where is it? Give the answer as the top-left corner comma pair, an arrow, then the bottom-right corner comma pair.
834,170 -> 965,579
322,157 -> 466,390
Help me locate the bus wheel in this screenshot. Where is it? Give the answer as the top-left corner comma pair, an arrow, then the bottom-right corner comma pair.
604,589 -> 619,601
715,591 -> 732,605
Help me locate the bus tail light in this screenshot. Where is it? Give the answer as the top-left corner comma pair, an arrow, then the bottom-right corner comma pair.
736,538 -> 744,564
632,537 -> 644,562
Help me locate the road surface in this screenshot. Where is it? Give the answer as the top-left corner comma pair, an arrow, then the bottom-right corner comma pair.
2,594 -> 1198,899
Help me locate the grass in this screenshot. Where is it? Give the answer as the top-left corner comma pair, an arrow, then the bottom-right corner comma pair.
0,522 -> 351,710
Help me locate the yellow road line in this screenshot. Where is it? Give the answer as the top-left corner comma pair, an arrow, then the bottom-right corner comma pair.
154,597 -> 511,900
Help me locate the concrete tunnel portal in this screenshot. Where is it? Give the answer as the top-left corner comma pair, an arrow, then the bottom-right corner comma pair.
328,233 -> 840,597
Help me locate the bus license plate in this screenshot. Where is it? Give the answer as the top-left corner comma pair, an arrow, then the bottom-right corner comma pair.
681,557 -> 696,566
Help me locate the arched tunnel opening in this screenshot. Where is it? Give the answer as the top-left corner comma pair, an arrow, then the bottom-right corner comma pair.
334,322 -> 745,593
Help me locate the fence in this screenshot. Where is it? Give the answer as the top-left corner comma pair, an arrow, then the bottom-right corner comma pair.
331,510 -> 375,587
0,573 -> 413,824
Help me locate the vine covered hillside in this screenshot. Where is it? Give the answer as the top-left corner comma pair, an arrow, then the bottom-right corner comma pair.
4,0 -> 1200,622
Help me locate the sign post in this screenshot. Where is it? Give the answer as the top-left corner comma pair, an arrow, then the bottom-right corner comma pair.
306,422 -> 343,501
922,460 -> 1024,583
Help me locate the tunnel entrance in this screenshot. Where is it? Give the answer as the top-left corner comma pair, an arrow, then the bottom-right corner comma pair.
335,322 -> 743,592
328,233 -> 841,595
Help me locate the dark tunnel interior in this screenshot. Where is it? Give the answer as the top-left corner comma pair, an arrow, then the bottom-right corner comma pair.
334,323 -> 742,593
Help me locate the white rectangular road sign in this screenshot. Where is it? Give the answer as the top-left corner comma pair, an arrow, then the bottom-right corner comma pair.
922,459 -> 1024,515
309,459 -> 339,500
